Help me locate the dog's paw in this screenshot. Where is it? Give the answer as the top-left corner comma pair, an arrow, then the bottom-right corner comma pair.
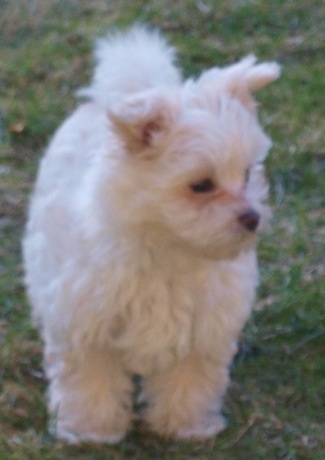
175,415 -> 226,440
55,429 -> 125,444
53,423 -> 126,445
146,409 -> 226,441
50,410 -> 129,445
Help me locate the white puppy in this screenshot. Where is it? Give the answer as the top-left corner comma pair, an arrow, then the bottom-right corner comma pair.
23,25 -> 280,443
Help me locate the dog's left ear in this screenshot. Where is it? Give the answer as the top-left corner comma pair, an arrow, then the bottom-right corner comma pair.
198,55 -> 281,111
109,90 -> 178,155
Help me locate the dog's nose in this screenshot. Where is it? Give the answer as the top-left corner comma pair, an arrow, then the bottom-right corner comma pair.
238,210 -> 260,232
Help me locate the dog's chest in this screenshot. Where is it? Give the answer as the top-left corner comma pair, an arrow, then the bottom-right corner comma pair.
107,269 -> 205,375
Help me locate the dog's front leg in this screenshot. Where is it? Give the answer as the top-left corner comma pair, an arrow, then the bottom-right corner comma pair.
45,346 -> 132,444
143,352 -> 228,440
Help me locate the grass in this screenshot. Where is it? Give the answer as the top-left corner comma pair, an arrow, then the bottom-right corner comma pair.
0,0 -> 324,458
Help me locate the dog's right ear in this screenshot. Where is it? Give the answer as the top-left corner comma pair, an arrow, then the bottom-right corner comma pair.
109,90 -> 179,155
197,55 -> 281,111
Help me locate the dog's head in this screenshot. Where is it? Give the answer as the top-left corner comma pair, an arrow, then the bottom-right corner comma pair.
107,56 -> 280,260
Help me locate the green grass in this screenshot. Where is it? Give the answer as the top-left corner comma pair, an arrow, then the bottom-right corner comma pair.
1,0 -> 324,458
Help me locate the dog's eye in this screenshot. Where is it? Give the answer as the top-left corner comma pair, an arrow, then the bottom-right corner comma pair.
190,178 -> 216,194
244,168 -> 251,184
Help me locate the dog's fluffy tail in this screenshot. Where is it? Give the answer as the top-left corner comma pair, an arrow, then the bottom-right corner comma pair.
78,25 -> 181,108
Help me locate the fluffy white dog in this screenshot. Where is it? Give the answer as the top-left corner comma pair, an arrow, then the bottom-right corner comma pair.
23,26 -> 280,443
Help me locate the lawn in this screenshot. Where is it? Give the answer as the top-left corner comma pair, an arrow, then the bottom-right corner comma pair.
0,0 -> 324,459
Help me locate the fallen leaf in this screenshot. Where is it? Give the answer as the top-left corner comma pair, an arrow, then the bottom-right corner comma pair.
9,121 -> 26,133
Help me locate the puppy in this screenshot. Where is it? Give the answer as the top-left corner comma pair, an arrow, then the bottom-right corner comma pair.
23,25 -> 280,443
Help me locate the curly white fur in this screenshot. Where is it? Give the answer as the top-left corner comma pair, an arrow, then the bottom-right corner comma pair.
23,25 -> 280,443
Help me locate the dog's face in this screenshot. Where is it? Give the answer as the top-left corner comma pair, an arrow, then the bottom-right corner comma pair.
107,57 -> 279,259
149,100 -> 270,259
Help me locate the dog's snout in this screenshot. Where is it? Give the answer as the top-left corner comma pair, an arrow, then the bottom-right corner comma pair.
238,210 -> 260,232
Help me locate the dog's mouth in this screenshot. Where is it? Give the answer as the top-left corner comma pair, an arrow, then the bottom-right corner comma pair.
207,236 -> 258,260
175,228 -> 258,262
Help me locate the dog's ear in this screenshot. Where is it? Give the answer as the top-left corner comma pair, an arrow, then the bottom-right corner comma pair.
198,55 -> 281,111
109,90 -> 178,155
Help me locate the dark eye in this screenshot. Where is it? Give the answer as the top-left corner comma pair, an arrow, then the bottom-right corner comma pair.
245,168 -> 251,184
190,178 -> 216,194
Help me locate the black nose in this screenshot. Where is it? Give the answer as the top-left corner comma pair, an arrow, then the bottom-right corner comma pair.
238,210 -> 260,232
